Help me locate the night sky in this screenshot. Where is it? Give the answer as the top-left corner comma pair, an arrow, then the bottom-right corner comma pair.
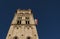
0,0 -> 60,39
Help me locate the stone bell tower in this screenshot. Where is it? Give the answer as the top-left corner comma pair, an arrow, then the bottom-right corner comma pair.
6,9 -> 39,39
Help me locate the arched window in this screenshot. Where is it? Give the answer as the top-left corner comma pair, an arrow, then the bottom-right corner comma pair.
17,17 -> 22,25
18,17 -> 22,19
17,20 -> 21,24
26,17 -> 29,19
26,21 -> 30,24
13,36 -> 18,39
27,36 -> 31,39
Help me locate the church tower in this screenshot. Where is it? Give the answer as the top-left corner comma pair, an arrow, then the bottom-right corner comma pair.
6,9 -> 39,39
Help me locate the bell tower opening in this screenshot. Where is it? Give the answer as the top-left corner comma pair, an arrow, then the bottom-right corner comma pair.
13,36 -> 18,39
27,37 -> 31,39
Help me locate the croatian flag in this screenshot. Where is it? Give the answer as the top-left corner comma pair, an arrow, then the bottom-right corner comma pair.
35,19 -> 38,25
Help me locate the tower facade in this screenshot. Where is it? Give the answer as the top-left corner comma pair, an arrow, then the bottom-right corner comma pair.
6,9 -> 39,39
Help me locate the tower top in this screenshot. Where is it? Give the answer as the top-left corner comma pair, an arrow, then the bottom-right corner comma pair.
16,9 -> 31,14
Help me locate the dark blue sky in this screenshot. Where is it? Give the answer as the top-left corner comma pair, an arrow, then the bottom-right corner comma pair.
0,0 -> 60,39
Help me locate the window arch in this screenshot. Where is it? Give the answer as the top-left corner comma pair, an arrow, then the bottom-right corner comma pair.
13,36 -> 18,39
27,36 -> 31,39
